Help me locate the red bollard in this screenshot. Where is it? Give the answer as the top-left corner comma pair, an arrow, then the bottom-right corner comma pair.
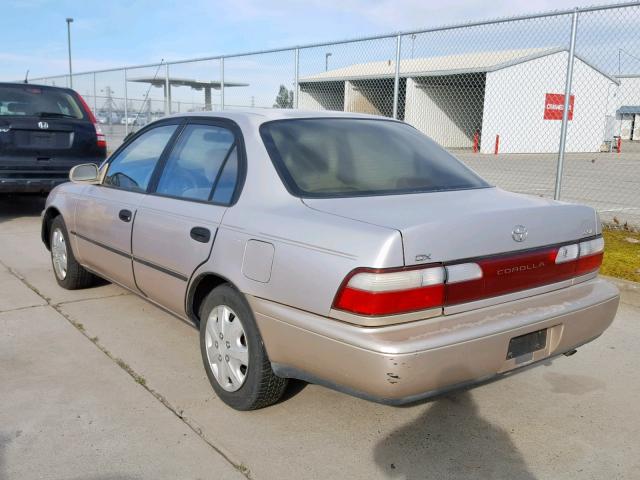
617,137 -> 622,153
494,134 -> 500,155
473,131 -> 479,153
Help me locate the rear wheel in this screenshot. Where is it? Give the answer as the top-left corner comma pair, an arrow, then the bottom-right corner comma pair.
50,216 -> 96,290
199,284 -> 288,410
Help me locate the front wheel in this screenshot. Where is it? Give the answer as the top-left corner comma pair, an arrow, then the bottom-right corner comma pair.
50,216 -> 97,290
199,284 -> 288,410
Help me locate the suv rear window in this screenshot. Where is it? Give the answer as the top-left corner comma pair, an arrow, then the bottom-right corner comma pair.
0,85 -> 84,119
260,118 -> 489,198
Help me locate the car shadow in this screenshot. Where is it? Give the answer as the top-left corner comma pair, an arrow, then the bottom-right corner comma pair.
374,390 -> 537,479
278,379 -> 308,403
0,194 -> 46,224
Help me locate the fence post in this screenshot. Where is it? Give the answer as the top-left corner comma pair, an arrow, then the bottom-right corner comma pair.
164,64 -> 170,116
392,35 -> 402,119
92,72 -> 97,113
554,8 -> 579,201
220,57 -> 225,110
294,48 -> 300,109
124,68 -> 129,136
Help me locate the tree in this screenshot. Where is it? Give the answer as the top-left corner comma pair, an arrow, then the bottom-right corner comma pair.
273,85 -> 294,108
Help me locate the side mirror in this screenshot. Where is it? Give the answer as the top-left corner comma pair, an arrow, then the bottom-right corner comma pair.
69,163 -> 100,184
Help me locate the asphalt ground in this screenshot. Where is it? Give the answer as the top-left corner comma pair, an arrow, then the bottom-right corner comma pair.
1,195 -> 639,480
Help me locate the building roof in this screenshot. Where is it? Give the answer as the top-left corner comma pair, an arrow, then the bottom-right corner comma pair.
617,105 -> 640,115
129,77 -> 248,89
299,47 -> 618,84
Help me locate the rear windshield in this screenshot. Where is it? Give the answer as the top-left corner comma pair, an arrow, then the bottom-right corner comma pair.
260,118 -> 489,198
0,85 -> 84,119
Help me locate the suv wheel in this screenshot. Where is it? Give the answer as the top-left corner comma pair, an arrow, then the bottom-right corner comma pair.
199,284 -> 288,410
50,216 -> 96,290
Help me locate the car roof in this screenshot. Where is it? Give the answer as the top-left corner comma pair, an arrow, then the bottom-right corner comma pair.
0,82 -> 74,93
165,108 -> 401,125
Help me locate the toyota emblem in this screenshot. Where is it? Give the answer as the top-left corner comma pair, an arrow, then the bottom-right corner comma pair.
512,225 -> 528,242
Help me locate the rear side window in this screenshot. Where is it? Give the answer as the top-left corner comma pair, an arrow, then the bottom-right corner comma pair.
260,118 -> 489,198
155,124 -> 238,203
0,85 -> 84,119
104,124 -> 177,192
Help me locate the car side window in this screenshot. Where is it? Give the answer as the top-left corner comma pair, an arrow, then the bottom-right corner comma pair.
103,124 -> 178,192
155,124 -> 236,202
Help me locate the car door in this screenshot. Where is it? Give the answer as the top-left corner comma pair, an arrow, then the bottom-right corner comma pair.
131,118 -> 243,316
73,121 -> 181,290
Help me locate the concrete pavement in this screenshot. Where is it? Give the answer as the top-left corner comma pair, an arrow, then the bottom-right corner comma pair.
1,195 -> 639,479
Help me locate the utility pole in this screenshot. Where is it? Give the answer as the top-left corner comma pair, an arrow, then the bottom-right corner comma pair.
325,52 -> 332,71
66,18 -> 74,87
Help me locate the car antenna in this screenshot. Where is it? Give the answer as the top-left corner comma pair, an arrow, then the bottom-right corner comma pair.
130,59 -> 164,131
24,70 -> 29,84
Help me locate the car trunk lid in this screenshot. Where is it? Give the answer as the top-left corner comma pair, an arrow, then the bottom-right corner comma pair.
303,187 -> 598,265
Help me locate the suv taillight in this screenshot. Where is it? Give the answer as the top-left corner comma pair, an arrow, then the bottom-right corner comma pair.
333,236 -> 604,316
75,93 -> 107,150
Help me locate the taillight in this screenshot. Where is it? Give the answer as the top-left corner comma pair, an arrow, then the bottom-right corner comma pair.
333,236 -> 604,317
75,93 -> 107,150
94,124 -> 107,149
576,237 -> 605,275
333,265 -> 444,316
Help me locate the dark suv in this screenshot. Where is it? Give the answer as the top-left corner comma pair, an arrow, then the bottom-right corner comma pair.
0,82 -> 107,193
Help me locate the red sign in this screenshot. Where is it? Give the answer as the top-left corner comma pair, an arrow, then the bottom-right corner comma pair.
544,93 -> 574,120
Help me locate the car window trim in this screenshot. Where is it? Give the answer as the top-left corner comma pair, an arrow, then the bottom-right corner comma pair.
208,142 -> 237,202
144,116 -> 247,207
100,117 -> 186,195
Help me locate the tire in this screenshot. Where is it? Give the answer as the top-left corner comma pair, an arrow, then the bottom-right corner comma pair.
50,216 -> 97,290
199,284 -> 288,410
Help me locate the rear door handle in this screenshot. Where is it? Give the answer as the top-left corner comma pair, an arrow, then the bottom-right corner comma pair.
190,226 -> 211,243
119,209 -> 132,222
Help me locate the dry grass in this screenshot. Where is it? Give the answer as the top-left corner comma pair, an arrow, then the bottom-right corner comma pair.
601,229 -> 640,282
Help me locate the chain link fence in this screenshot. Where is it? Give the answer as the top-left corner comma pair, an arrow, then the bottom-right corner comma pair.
27,2 -> 640,228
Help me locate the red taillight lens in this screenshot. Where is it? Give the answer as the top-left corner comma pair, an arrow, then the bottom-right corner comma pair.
334,236 -> 604,317
446,237 -> 604,306
576,237 -> 605,275
75,93 -> 107,150
95,124 -> 107,149
333,266 -> 445,316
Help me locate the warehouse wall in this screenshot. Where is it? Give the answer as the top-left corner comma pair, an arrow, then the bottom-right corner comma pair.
608,76 -> 640,140
404,74 -> 485,149
481,51 -> 614,153
298,82 -> 345,111
344,79 -> 397,117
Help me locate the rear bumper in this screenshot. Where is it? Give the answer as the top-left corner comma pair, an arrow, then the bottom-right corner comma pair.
249,277 -> 619,404
0,158 -> 102,193
0,176 -> 68,193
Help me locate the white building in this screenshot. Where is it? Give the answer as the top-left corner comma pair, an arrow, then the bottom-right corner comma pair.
299,47 -> 618,154
609,75 -> 640,141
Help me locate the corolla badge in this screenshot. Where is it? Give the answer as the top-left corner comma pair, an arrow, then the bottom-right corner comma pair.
512,225 -> 528,242
38,121 -> 49,129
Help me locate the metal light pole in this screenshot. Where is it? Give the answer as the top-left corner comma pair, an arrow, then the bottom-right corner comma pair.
325,52 -> 332,71
66,17 -> 74,87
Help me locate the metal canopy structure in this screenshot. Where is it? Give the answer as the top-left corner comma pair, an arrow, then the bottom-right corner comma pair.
129,77 -> 249,111
617,105 -> 640,115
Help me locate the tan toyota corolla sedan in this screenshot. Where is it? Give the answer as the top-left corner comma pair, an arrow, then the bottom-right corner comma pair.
41,110 -> 619,410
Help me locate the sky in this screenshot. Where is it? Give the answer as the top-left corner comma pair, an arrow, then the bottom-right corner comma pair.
0,0 -> 622,81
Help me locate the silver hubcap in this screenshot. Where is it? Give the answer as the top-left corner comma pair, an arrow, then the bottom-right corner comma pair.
205,305 -> 249,392
51,228 -> 68,280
